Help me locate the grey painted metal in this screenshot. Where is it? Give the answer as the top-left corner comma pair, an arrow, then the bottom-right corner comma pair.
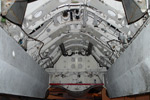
105,23 -> 150,98
5,0 -> 28,25
0,28 -> 49,98
122,0 -> 145,24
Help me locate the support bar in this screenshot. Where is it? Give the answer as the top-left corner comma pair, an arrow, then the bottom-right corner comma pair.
50,83 -> 104,86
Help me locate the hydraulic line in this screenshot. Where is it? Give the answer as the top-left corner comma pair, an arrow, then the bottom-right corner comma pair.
20,27 -> 54,67
1,15 -> 54,66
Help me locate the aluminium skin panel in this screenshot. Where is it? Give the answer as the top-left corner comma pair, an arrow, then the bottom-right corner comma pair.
0,28 -> 49,98
105,22 -> 150,98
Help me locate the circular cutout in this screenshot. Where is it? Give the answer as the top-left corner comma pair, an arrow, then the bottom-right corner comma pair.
71,58 -> 75,62
71,64 -> 76,69
108,10 -> 116,17
34,11 -> 43,18
47,28 -> 51,32
78,64 -> 83,69
78,57 -> 82,62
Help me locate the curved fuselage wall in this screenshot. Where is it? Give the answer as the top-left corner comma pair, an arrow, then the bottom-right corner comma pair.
105,22 -> 150,98
0,28 -> 49,98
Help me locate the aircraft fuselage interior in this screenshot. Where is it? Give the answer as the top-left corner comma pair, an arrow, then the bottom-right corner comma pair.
1,0 -> 150,100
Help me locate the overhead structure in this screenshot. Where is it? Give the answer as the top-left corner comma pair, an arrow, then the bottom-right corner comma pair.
0,0 -> 150,99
